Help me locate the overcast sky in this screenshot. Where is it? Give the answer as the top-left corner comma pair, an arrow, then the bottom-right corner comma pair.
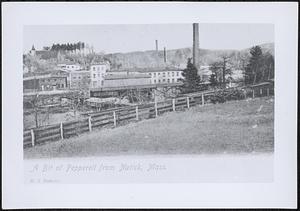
24,23 -> 274,54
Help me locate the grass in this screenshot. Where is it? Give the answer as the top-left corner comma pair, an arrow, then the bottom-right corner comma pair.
24,97 -> 274,159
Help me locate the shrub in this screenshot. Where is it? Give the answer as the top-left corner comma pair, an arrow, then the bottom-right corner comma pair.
209,88 -> 245,104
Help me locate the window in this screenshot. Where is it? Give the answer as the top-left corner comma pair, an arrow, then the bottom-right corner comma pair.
158,79 -> 161,83
97,67 -> 100,71
163,73 -> 166,77
163,79 -> 165,82
172,78 -> 175,83
78,76 -> 81,79
177,72 -> 179,76
149,73 -> 151,76
93,74 -> 96,78
172,72 -> 174,76
168,72 -> 170,76
167,79 -> 170,83
154,79 -> 156,83
154,73 -> 156,77
158,73 -> 160,76
61,84 -> 64,88
93,67 -> 96,71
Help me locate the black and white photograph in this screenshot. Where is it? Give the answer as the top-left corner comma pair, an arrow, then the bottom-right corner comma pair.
2,2 -> 297,209
22,23 -> 276,182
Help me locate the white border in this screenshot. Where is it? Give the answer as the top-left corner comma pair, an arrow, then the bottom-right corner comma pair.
2,2 -> 298,208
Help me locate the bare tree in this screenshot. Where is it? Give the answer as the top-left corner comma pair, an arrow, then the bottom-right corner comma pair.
209,54 -> 233,88
220,54 -> 232,88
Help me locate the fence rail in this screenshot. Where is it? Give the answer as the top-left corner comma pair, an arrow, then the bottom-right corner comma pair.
23,83 -> 274,148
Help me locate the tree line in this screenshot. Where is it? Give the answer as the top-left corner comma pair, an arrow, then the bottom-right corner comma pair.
208,45 -> 274,87
244,46 -> 274,85
180,45 -> 274,94
48,42 -> 86,51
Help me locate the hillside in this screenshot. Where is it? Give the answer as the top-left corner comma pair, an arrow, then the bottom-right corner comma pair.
105,43 -> 274,70
24,97 -> 274,159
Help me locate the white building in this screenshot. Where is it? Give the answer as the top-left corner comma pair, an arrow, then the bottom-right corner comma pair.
141,68 -> 184,84
198,65 -> 212,81
89,61 -> 110,88
57,63 -> 81,71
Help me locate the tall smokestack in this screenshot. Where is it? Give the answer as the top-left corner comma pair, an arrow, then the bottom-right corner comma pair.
155,40 -> 158,52
163,47 -> 167,63
193,23 -> 199,69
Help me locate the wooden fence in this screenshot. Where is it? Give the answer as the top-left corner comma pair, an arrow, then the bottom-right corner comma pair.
23,83 -> 274,148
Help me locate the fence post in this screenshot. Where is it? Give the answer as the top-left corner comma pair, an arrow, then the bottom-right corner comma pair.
113,111 -> 117,127
187,97 -> 190,108
267,88 -> 270,96
136,106 -> 139,120
88,116 -> 92,132
201,94 -> 205,106
252,89 -> 255,98
30,129 -> 35,147
155,101 -> 158,117
60,122 -> 64,140
172,99 -> 176,111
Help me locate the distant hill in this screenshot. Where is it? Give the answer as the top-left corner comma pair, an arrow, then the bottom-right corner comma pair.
105,42 -> 274,70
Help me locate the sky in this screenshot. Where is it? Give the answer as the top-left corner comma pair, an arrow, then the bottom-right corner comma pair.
24,23 -> 274,54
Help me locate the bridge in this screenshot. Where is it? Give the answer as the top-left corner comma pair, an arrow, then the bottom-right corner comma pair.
90,82 -> 183,102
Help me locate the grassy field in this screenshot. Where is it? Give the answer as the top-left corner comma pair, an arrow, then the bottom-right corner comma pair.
24,97 -> 274,159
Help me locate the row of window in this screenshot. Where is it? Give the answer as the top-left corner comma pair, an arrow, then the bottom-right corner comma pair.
41,84 -> 65,89
148,72 -> 182,77
71,82 -> 89,87
40,78 -> 65,83
56,84 -> 65,88
153,78 -> 179,83
92,81 -> 104,87
92,73 -> 105,78
72,75 -> 90,80
92,66 -> 106,71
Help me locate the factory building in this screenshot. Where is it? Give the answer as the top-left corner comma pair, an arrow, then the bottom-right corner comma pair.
103,73 -> 151,88
69,70 -> 91,90
89,61 -> 110,88
142,68 -> 184,84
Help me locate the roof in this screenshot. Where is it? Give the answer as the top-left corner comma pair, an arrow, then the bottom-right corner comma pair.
70,70 -> 90,73
110,67 -> 182,73
137,68 -> 183,73
86,97 -> 118,104
90,61 -> 110,66
57,61 -> 80,66
91,82 -> 183,92
107,69 -> 139,73
104,73 -> 151,80
251,82 -> 273,87
23,74 -> 52,81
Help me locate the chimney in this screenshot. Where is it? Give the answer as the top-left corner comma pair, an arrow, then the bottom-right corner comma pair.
163,47 -> 167,63
193,23 -> 199,69
155,40 -> 158,52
